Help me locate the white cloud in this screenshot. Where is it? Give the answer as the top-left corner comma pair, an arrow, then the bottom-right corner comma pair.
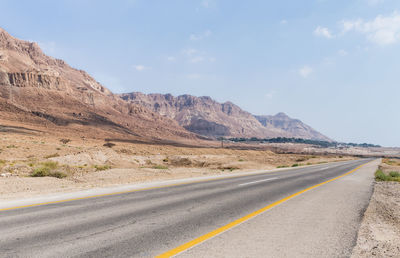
299,66 -> 313,78
341,12 -> 400,45
189,30 -> 212,41
367,0 -> 384,6
280,19 -> 288,25
133,65 -> 150,71
314,26 -> 334,39
338,49 -> 348,56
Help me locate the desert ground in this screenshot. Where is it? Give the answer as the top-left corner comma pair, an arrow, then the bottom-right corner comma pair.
0,123 -> 353,201
352,158 -> 400,257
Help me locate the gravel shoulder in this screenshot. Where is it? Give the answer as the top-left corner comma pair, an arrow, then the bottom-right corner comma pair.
352,180 -> 400,257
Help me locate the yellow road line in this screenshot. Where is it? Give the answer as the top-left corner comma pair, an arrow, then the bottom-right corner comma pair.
156,161 -> 370,258
0,162 -> 329,212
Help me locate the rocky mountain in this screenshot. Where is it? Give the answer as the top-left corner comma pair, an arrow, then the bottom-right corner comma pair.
119,92 -> 331,141
119,92 -> 286,138
0,27 -> 331,143
0,28 -> 196,141
255,113 -> 332,141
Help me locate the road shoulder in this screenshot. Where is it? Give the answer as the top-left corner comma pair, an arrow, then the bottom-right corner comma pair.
351,163 -> 400,257
177,159 -> 379,257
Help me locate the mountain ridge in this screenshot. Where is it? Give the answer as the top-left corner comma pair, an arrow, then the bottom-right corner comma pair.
119,92 -> 332,141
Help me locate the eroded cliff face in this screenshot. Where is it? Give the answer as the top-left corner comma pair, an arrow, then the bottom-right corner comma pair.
6,72 -> 65,89
119,92 -> 332,141
255,113 -> 332,141
119,92 -> 289,138
0,28 -> 197,141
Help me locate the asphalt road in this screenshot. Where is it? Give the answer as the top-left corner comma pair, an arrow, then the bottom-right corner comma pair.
0,159 -> 375,257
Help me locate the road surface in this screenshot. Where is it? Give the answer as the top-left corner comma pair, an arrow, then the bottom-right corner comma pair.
0,158 -> 377,257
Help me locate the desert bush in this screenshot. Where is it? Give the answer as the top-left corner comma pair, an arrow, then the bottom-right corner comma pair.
277,165 -> 288,168
170,157 -> 192,166
103,142 -> 115,148
94,165 -> 111,171
31,167 -> 50,177
41,161 -> 58,170
375,169 -> 400,182
50,171 -> 67,179
30,161 -> 66,179
218,166 -> 239,171
152,165 -> 168,169
60,139 -> 71,144
389,171 -> 400,178
292,163 -> 299,167
45,153 -> 59,159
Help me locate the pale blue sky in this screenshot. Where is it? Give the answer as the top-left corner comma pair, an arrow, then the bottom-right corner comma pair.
1,0 -> 400,146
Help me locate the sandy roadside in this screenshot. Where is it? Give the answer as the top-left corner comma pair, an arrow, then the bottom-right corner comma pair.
0,133 -> 354,201
352,160 -> 400,257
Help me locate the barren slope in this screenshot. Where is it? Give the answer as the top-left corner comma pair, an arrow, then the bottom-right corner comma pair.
0,28 -> 197,141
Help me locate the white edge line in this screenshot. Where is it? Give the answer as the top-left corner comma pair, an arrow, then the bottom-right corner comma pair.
238,177 -> 278,186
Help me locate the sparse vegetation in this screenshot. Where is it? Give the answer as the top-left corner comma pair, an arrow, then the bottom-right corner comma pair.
228,137 -> 381,148
41,161 -> 58,170
291,163 -> 299,167
44,153 -> 59,159
152,165 -> 168,169
94,165 -> 111,171
382,158 -> 400,166
6,145 -> 17,148
375,169 -> 400,182
60,139 -> 71,144
31,167 -> 50,177
277,165 -> 288,168
30,161 -> 66,179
